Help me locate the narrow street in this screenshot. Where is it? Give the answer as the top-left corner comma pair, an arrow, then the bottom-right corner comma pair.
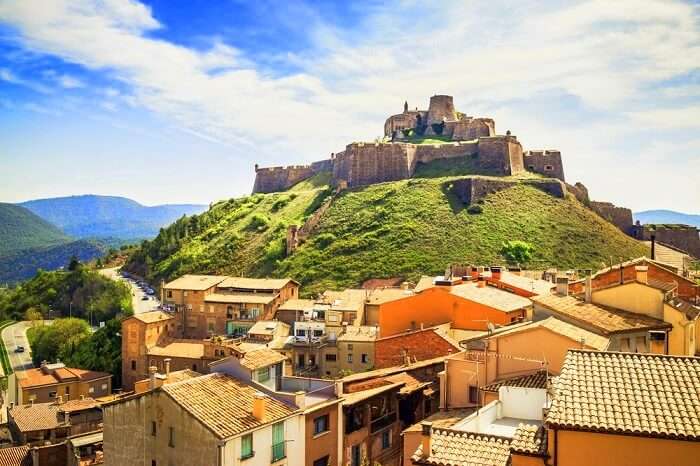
99,267 -> 160,314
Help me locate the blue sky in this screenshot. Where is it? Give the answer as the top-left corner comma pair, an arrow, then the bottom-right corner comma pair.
0,0 -> 699,212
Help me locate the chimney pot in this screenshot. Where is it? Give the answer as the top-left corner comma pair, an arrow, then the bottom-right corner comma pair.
421,422 -> 433,458
490,266 -> 502,280
556,277 -> 569,296
165,358 -> 171,377
148,366 -> 158,391
252,393 -> 266,421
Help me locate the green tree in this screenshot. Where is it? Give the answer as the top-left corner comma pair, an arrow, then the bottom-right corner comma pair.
500,240 -> 534,266
63,319 -> 123,387
28,318 -> 90,365
24,307 -> 42,325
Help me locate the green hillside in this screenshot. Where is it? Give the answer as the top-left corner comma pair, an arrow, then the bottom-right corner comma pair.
0,203 -> 70,256
125,171 -> 647,295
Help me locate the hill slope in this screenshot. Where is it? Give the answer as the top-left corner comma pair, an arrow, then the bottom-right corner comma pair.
126,173 -> 647,295
0,203 -> 70,256
634,210 -> 700,228
20,195 -> 207,239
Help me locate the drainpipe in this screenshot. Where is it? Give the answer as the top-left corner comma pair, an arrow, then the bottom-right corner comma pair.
553,427 -> 558,466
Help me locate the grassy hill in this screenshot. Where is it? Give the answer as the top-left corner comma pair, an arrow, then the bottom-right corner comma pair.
20,195 -> 207,239
125,169 -> 647,296
0,203 -> 70,256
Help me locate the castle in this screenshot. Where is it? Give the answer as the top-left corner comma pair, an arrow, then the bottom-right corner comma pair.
252,94 -> 565,193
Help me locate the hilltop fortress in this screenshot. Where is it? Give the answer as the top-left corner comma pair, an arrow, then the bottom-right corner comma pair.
253,94 -> 565,193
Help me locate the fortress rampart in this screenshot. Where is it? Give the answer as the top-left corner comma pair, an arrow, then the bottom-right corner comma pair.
252,159 -> 333,194
589,201 -> 634,233
523,150 -> 565,181
451,177 -> 567,205
631,223 -> 700,258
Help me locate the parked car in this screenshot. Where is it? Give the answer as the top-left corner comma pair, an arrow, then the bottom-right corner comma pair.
141,296 -> 150,301
14,346 -> 25,353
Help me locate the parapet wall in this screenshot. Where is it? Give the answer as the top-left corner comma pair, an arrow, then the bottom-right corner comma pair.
524,150 -> 565,182
589,201 -> 634,234
476,136 -> 524,176
332,143 -> 417,188
451,177 -> 567,205
252,159 -> 331,193
631,224 -> 700,258
414,141 -> 478,164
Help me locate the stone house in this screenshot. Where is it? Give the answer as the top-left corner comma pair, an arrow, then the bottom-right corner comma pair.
102,373 -> 304,466
15,363 -> 111,405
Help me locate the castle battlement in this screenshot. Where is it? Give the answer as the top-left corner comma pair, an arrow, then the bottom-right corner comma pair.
252,94 -> 568,193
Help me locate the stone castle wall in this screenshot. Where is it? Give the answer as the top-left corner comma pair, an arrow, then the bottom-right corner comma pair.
589,201 -> 634,233
332,143 -> 417,188
476,136 -> 524,176
524,150 -> 565,181
252,159 -> 332,193
427,95 -> 456,126
414,141 -> 479,164
451,177 -> 567,205
631,224 -> 700,258
449,118 -> 495,140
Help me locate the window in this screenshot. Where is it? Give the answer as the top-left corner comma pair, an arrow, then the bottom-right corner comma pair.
65,386 -> 70,395
361,354 -> 368,364
347,354 -> 353,363
620,337 -> 631,352
167,291 -> 172,298
192,364 -> 197,371
49,391 -> 57,398
168,427 -> 174,447
88,387 -> 95,394
527,165 -> 535,171
131,360 -> 136,371
313,414 -> 329,435
257,367 -> 271,383
183,291 -> 188,297
325,353 -> 337,362
351,445 -> 361,466
313,456 -> 329,466
468,386 -> 479,404
101,383 -> 108,390
544,165 -> 553,171
151,421 -> 156,436
271,422 -> 285,461
382,430 -> 391,449
240,433 -> 254,459
347,344 -> 354,350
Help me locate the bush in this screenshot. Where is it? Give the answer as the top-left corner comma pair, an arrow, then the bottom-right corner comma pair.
431,122 -> 445,135
500,240 -> 534,266
271,196 -> 292,212
467,205 -> 483,214
263,238 -> 286,263
314,233 -> 336,249
247,213 -> 270,232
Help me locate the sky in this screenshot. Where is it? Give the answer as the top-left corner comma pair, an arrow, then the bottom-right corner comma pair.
0,0 -> 699,212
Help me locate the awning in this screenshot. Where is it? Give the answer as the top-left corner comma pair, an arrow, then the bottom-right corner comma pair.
69,432 -> 103,448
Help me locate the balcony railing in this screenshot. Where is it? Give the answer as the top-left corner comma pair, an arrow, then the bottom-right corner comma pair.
271,442 -> 286,462
370,411 -> 397,433
292,334 -> 328,346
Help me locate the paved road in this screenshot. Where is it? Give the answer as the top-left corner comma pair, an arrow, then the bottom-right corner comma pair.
1,321 -> 36,375
99,267 -> 160,314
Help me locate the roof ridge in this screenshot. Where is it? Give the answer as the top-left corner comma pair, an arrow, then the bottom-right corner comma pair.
431,426 -> 514,443
567,348 -> 700,360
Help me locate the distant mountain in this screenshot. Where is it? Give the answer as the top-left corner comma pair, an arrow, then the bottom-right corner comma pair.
633,210 -> 700,228
0,239 -> 109,284
0,203 -> 70,256
20,195 -> 207,239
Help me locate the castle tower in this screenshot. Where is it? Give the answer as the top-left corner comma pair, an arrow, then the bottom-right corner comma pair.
403,101 -> 408,113
427,95 -> 456,126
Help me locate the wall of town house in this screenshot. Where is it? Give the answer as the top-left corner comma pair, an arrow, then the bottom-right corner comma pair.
22,377 -> 111,404
305,403 -> 339,466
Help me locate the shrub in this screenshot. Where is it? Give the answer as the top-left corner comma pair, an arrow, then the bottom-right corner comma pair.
314,233 -> 336,249
500,240 -> 534,265
431,122 -> 445,135
247,214 -> 270,232
264,238 -> 285,262
271,196 -> 291,212
467,205 -> 483,214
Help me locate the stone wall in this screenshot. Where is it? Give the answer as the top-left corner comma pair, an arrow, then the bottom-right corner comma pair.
252,159 -> 331,193
567,182 -> 590,204
450,118 -> 495,140
631,224 -> 700,258
414,141 -> 479,164
332,142 -> 417,188
451,177 -> 567,205
524,150 -> 565,181
475,135 -> 524,176
384,111 -> 426,138
590,201 -> 634,234
426,94 -> 456,126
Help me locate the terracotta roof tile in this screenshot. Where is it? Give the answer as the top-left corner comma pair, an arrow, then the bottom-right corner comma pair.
19,366 -> 111,389
0,445 -> 31,466
532,294 -> 670,335
218,277 -> 296,290
131,310 -> 173,324
163,274 -> 226,290
482,370 -> 551,393
239,347 -> 287,370
667,297 -> 700,321
147,341 -> 204,359
162,373 -> 297,439
412,428 -> 511,466
510,424 -> 546,455
450,283 -> 532,312
546,350 -> 700,440
9,403 -> 63,432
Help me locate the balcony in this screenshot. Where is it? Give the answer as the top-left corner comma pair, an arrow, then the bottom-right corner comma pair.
370,411 -> 397,433
271,442 -> 286,462
292,334 -> 328,347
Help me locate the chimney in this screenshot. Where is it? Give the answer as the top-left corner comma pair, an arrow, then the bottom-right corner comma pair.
490,266 -> 502,280
556,277 -> 569,296
477,275 -> 486,288
584,275 -> 592,303
400,282 -> 410,291
334,380 -> 344,396
252,393 -> 266,421
420,422 -> 433,458
164,358 -> 171,377
56,395 -> 63,405
650,234 -> 656,260
294,391 -> 306,410
148,366 -> 157,391
635,265 -> 648,284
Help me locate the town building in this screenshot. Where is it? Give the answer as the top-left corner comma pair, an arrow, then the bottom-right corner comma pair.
544,350 -> 700,465
0,430 -> 103,466
7,397 -> 103,446
162,274 -> 299,339
133,361 -> 200,394
374,324 -> 461,369
121,310 -> 176,390
103,373 -> 304,466
14,362 -> 111,405
440,316 -> 607,409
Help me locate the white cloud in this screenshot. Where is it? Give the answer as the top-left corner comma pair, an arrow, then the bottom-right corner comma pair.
0,0 -> 698,210
0,67 -> 51,93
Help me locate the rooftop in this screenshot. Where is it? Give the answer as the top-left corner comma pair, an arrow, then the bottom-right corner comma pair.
450,282 -> 532,312
486,316 -> 610,351
365,287 -> 415,305
321,289 -> 367,312
147,341 -> 205,359
8,398 -> 99,433
532,294 -> 671,335
277,298 -> 316,312
162,373 -> 298,439
19,366 -> 111,389
163,274 -> 226,291
412,428 -> 512,466
0,445 -> 30,466
247,320 -> 290,336
204,293 -> 277,305
482,370 -> 551,393
492,271 -> 554,296
238,347 -> 288,370
131,310 -> 173,324
546,350 -> 700,440
336,325 -> 378,342
218,277 -> 296,290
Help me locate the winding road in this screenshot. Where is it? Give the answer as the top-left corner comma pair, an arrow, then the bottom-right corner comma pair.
99,267 -> 160,314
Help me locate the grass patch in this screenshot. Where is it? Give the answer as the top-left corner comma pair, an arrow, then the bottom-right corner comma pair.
0,320 -> 16,377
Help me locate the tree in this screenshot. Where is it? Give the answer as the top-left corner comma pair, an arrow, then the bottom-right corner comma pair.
500,240 -> 534,266
67,256 -> 81,271
63,319 -> 123,387
24,307 -> 42,326
28,318 -> 91,365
